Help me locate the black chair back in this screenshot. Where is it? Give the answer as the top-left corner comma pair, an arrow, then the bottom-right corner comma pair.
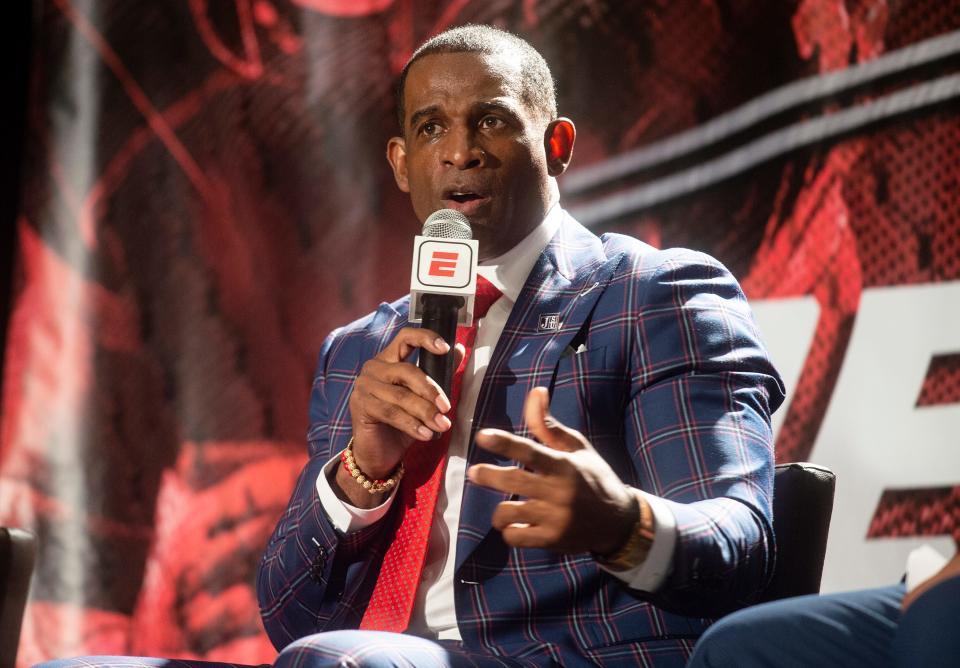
761,462 -> 836,602
0,527 -> 37,668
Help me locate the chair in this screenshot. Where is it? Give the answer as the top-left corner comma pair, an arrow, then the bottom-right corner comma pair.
760,462 -> 836,602
0,527 -> 37,668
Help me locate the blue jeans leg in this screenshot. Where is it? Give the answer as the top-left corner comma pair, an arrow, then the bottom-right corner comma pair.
272,631 -> 525,668
892,575 -> 960,668
686,584 -> 905,668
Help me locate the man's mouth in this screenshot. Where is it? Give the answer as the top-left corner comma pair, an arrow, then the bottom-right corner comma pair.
441,189 -> 492,216
444,190 -> 485,204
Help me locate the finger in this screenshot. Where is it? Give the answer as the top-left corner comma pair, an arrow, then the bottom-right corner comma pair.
467,464 -> 554,499
491,499 -> 553,532
366,378 -> 452,433
500,524 -> 561,549
524,387 -> 586,453
364,358 -> 451,414
473,429 -> 566,472
379,327 -> 451,364
360,393 -> 436,441
453,342 -> 466,371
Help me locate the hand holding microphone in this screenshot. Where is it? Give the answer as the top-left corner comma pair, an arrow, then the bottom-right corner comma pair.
340,210 -> 476,507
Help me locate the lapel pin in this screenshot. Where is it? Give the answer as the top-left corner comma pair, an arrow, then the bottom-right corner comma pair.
538,313 -> 561,331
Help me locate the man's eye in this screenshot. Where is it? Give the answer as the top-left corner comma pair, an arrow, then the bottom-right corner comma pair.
420,122 -> 441,136
480,116 -> 506,130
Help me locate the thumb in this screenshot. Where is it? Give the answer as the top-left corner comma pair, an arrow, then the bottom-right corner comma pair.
524,387 -> 584,452
453,342 -> 467,372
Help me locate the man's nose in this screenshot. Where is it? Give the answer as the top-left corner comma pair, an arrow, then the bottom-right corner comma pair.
442,127 -> 484,169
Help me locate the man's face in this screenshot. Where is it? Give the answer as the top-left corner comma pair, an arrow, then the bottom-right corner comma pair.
388,51 -> 557,260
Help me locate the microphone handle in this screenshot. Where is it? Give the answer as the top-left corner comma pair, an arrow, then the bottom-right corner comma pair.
419,293 -> 464,400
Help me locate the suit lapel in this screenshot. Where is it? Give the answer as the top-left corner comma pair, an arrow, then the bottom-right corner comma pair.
455,213 -> 626,573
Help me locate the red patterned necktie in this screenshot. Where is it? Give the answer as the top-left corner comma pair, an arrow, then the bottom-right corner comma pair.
360,274 -> 503,631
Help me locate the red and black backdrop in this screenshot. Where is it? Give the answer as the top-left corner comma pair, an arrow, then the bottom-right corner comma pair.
2,0 -> 958,663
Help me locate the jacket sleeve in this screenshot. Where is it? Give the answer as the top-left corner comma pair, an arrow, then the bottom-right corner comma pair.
624,250 -> 785,616
256,329 -> 392,649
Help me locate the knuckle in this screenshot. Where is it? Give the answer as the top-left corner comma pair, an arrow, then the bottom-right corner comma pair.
349,385 -> 369,409
363,358 -> 387,378
399,328 -> 424,344
401,410 -> 420,428
388,384 -> 408,403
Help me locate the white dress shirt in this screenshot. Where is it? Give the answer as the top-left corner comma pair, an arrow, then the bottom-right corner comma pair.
316,206 -> 677,640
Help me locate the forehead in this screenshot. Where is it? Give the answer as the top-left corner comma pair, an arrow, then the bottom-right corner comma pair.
402,51 -> 526,119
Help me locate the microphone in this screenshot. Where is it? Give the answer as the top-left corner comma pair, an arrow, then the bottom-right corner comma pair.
409,209 -> 479,400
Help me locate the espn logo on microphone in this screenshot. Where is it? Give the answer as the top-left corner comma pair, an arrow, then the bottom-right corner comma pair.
409,235 -> 478,326
416,240 -> 474,288
428,251 -> 459,278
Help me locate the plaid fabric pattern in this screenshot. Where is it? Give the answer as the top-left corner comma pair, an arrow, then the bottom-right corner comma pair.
256,211 -> 784,667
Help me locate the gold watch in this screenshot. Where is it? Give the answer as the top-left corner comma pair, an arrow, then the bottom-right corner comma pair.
594,489 -> 655,571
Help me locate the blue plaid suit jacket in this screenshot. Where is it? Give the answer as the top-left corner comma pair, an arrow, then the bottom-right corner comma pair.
257,212 -> 784,666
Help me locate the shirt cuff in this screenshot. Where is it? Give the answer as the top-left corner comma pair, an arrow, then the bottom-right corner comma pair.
600,490 -> 677,592
315,452 -> 396,533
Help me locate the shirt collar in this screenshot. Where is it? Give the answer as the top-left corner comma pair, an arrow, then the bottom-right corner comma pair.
476,205 -> 562,303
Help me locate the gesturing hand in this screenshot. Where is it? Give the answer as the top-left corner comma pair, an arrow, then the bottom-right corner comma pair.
342,327 -> 462,507
468,387 -> 638,556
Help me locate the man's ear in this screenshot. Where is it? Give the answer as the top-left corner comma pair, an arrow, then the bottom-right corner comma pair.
544,118 -> 576,177
386,136 -> 410,192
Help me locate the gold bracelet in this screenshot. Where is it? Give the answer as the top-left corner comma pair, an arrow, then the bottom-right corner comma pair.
340,437 -> 404,494
593,489 -> 655,571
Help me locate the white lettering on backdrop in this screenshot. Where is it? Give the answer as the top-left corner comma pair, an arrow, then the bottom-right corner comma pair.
755,282 -> 960,592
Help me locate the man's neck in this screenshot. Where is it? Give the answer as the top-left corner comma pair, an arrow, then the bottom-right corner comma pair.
477,204 -> 562,303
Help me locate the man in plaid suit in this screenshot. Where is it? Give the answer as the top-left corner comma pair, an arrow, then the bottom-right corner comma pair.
256,25 -> 784,668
